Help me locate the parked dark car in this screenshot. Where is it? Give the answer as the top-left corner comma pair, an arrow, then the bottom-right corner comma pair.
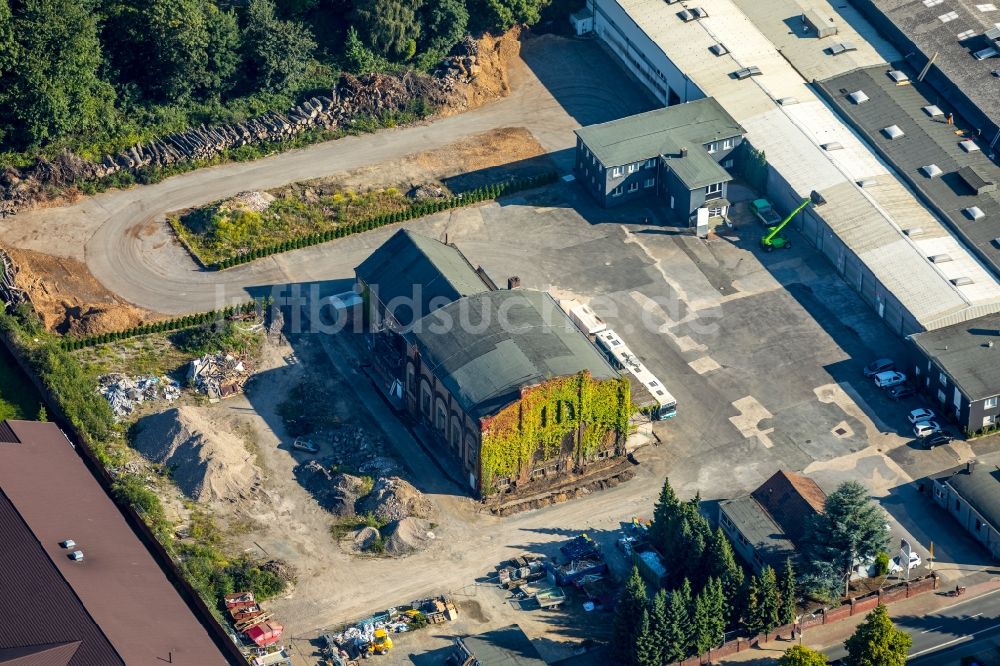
864,358 -> 895,377
886,384 -> 915,400
924,433 -> 952,449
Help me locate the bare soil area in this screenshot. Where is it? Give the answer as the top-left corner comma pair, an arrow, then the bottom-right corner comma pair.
6,246 -> 156,334
441,28 -> 523,115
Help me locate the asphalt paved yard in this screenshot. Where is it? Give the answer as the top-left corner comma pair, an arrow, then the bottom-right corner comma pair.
431,182 -> 994,580
450,185 -> 900,495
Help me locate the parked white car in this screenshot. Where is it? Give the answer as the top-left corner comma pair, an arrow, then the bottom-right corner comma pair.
913,420 -> 942,438
892,551 -> 921,571
908,408 -> 936,424
852,554 -> 902,579
874,371 -> 907,388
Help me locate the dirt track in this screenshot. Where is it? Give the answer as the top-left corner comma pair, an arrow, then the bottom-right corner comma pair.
0,36 -> 653,319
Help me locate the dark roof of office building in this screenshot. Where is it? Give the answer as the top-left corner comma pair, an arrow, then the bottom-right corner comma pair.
0,420 -> 232,666
574,97 -> 745,168
355,229 -> 492,328
719,495 -> 797,567
751,470 -> 826,545
406,289 -> 619,420
664,148 -> 733,189
815,66 -> 1000,278
457,625 -> 547,666
861,0 -> 1000,133
942,458 -> 1000,530
910,312 -> 1000,400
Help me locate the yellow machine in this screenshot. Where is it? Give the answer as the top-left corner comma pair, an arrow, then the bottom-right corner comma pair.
367,629 -> 393,656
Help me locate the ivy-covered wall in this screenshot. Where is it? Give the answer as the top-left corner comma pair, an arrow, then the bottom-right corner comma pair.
479,371 -> 631,495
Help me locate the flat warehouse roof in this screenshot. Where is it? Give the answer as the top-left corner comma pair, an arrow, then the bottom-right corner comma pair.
862,0 -> 1000,135
816,66 -> 1000,280
602,0 -> 1000,329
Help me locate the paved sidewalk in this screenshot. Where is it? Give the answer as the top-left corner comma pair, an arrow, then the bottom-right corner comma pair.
720,576 -> 1000,663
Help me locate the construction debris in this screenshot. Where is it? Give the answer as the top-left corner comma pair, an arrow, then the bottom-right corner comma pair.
97,373 -> 180,418
188,352 -> 252,401
0,249 -> 28,309
324,597 -> 456,660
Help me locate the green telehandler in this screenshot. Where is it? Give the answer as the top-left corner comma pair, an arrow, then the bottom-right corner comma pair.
760,197 -> 811,251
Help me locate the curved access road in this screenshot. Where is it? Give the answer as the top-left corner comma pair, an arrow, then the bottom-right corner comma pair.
0,38 -> 653,314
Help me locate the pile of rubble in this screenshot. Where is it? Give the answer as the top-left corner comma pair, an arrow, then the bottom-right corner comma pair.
188,352 -> 252,401
224,190 -> 275,213
97,373 -> 181,418
435,37 -> 481,90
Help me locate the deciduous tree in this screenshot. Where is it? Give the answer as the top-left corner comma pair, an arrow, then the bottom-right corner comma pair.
844,604 -> 911,666
779,645 -> 830,666
244,0 -> 317,91
0,0 -> 117,149
352,0 -> 423,61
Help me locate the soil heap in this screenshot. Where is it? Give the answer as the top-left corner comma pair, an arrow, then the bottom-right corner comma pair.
132,406 -> 262,503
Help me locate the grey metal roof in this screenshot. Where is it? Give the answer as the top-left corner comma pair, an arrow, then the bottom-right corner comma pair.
910,312 -> 1000,400
406,289 -> 619,420
664,149 -> 732,189
574,97 -> 744,168
458,625 -> 547,666
815,66 -> 1000,279
857,0 -> 1000,136
355,229 -> 491,328
945,461 -> 1000,531
719,495 -> 797,568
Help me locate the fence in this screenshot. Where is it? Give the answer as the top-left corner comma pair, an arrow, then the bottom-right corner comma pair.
668,574 -> 939,665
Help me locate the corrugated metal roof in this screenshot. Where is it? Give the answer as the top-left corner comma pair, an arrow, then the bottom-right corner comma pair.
406,290 -> 619,420
574,97 -> 744,168
0,421 -> 233,666
0,488 -> 122,666
605,0 -> 1000,328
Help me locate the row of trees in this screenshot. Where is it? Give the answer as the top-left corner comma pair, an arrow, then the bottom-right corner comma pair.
613,479 -> 800,665
613,478 -> 901,664
0,0 -> 558,153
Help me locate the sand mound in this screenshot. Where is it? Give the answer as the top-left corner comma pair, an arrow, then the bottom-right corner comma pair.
133,406 -> 262,503
353,526 -> 381,551
383,517 -> 433,556
356,477 -> 435,523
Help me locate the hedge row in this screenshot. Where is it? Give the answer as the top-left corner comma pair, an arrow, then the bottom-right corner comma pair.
211,171 -> 559,271
62,300 -> 263,350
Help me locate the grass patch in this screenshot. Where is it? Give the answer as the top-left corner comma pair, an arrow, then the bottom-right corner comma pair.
170,320 -> 263,357
174,186 -> 414,266
0,342 -> 43,421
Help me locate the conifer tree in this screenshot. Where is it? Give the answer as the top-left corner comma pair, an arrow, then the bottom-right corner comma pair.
780,558 -> 798,626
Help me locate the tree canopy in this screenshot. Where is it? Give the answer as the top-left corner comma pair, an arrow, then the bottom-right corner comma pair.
807,481 -> 890,598
0,0 -> 552,155
779,645 -> 830,666
844,604 -> 911,666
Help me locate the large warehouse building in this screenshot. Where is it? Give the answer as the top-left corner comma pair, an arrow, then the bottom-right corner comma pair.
585,0 -> 1000,336
849,0 -> 1000,154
